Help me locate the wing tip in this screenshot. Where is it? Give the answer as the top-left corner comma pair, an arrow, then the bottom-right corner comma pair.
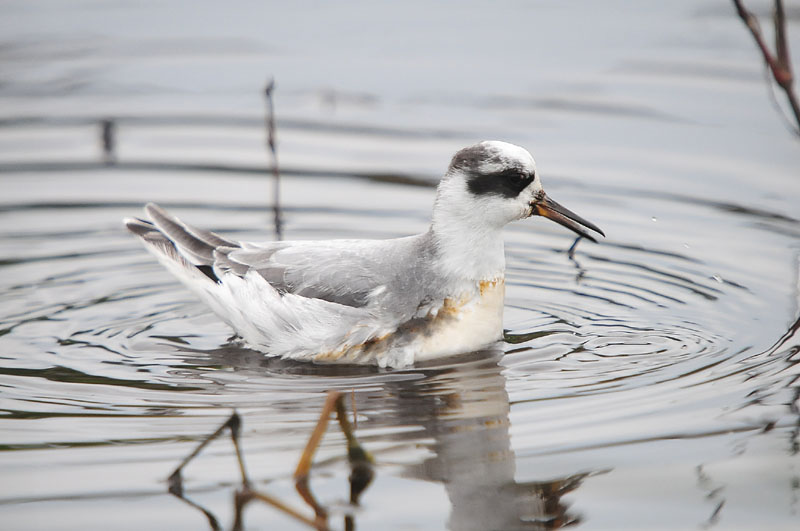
144,202 -> 170,223
124,217 -> 154,237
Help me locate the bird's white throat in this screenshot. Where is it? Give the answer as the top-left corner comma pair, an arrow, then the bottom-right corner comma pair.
430,172 -> 511,281
430,221 -> 507,282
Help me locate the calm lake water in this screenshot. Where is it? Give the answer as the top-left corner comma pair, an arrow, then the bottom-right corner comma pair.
2,1 -> 800,530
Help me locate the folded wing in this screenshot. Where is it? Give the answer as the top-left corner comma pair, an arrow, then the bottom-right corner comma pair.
124,203 -> 409,362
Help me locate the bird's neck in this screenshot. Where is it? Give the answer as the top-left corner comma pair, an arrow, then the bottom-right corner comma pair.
430,214 -> 506,282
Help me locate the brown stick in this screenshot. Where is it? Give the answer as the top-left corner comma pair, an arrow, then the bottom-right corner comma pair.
248,489 -> 327,530
293,391 -> 341,522
264,79 -> 284,239
168,412 -> 243,487
351,389 -> 358,430
733,0 -> 800,135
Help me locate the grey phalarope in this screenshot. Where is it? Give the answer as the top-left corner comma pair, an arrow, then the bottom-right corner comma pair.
125,141 -> 604,368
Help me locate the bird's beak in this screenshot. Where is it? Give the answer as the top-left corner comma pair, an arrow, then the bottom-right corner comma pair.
532,193 -> 605,243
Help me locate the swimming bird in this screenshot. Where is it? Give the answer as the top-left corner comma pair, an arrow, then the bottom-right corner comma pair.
125,141 -> 603,368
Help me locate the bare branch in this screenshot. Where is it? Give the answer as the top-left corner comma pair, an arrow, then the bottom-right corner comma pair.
264,79 -> 284,239
774,0 -> 790,73
732,0 -> 800,135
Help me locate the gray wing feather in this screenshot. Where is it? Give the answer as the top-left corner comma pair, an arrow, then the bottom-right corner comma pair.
125,217 -> 174,254
128,204 -> 430,313
224,244 -> 385,307
144,203 -> 239,265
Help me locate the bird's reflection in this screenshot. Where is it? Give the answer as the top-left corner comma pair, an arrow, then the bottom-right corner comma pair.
376,350 -> 587,530
168,344 -> 594,530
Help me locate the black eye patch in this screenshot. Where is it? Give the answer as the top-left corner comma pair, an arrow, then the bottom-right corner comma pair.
466,168 -> 535,198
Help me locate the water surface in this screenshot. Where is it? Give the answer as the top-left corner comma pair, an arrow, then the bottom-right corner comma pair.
1,1 -> 799,530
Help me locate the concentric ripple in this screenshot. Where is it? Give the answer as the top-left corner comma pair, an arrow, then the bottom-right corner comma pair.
1,170 -> 799,530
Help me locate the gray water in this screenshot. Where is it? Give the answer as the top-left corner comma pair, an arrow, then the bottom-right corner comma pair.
1,1 -> 800,530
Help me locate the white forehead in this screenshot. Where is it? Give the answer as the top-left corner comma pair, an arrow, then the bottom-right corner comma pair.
475,140 -> 537,175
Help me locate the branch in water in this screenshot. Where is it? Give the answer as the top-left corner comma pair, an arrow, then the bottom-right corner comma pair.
265,79 -> 283,239
732,0 -> 800,136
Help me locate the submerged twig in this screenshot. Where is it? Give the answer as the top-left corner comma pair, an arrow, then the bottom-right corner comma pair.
294,392 -> 339,525
168,412 -> 243,531
168,392 -> 374,531
732,0 -> 800,136
168,411 -> 246,491
332,393 -> 374,504
351,389 -> 358,430
293,391 -> 375,528
100,118 -> 116,165
264,79 -> 283,239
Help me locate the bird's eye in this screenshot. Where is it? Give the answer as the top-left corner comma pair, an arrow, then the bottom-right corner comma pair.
513,171 -> 533,182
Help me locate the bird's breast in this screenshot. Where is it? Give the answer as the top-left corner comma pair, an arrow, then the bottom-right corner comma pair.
412,278 -> 505,362
311,278 -> 505,367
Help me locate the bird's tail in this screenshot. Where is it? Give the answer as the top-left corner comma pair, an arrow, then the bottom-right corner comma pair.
124,203 -> 239,283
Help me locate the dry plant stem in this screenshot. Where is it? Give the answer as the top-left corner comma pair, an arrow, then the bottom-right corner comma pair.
171,412 -> 324,531
733,0 -> 800,134
335,395 -> 375,505
351,389 -> 358,430
294,391 -> 342,521
293,390 -> 374,527
335,396 -> 357,449
247,489 -> 325,530
168,412 -> 242,486
233,488 -> 322,531
169,392 -> 370,531
264,79 -> 283,239
774,0 -> 790,71
100,119 -> 116,165
227,413 -> 251,487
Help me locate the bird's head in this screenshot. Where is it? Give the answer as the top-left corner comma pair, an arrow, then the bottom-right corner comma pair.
434,141 -> 604,242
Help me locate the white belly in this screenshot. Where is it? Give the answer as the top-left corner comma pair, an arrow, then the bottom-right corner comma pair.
309,279 -> 505,368
412,279 -> 505,362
